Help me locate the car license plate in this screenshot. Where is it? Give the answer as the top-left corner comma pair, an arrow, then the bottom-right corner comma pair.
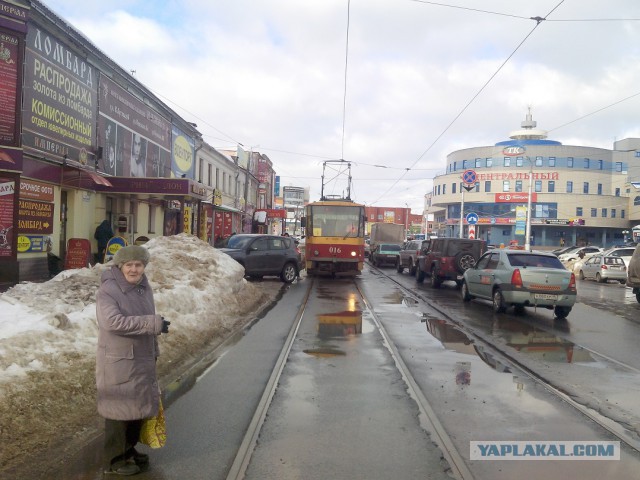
534,294 -> 558,301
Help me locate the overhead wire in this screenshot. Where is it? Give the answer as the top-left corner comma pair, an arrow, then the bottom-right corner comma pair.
367,0 -> 566,207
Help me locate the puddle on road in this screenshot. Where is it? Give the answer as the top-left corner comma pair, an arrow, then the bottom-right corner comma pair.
303,347 -> 347,357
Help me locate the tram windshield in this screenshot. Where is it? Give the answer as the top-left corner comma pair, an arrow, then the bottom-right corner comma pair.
308,205 -> 364,238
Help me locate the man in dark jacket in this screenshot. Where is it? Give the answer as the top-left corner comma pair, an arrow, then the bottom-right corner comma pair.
94,220 -> 114,263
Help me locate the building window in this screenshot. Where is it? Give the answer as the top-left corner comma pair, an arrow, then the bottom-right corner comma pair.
597,159 -> 603,170
548,180 -> 555,192
583,182 -> 589,194
452,182 -> 457,194
516,157 -> 523,167
486,158 -> 493,167
584,158 -> 590,168
437,185 -> 441,195
453,161 -> 457,171
591,208 -> 597,217
597,183 -> 603,195
484,181 -> 491,192
462,160 -> 468,169
576,207 -> 583,216
215,168 -> 220,188
475,158 -> 482,168
208,164 -> 212,186
443,184 -> 446,195
615,162 -> 623,172
549,157 -> 556,167
635,196 -> 640,206
515,180 -> 522,192
566,181 -> 573,193
615,187 -> 620,196
503,181 -> 510,191
223,172 -> 227,193
504,157 -> 510,167
601,208 -> 607,217
535,180 -> 542,192
474,182 -> 480,193
568,157 -> 574,168
535,156 -> 543,167
622,209 -> 626,218
611,209 -> 616,218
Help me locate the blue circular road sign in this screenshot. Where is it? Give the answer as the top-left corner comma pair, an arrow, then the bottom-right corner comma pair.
466,212 -> 479,225
462,169 -> 477,184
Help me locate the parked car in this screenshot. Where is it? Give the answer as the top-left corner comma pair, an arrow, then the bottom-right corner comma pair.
461,249 -> 576,318
219,234 -> 303,283
397,239 -> 430,275
558,246 -> 602,262
370,243 -> 402,267
551,245 -> 579,256
601,246 -> 635,266
578,255 -> 627,283
415,237 -> 486,288
627,244 -> 640,303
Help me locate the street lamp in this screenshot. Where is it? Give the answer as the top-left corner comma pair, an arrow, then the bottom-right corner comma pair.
525,157 -> 533,251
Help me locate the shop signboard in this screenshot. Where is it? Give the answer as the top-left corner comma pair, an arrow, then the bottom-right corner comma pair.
22,26 -> 98,166
0,177 -> 14,257
0,31 -> 20,146
64,238 -> 91,269
17,198 -> 54,234
16,234 -> 46,253
104,236 -> 127,263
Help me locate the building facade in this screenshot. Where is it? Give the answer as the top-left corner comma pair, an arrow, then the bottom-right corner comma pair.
426,111 -> 640,248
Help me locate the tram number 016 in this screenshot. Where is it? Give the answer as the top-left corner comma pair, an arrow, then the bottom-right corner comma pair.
329,246 -> 342,254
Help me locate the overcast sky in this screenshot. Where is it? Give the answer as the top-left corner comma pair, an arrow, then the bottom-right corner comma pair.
41,0 -> 640,212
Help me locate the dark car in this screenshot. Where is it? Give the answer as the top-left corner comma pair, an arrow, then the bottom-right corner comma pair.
397,239 -> 430,275
416,237 -> 486,288
220,234 -> 303,283
370,243 -> 402,267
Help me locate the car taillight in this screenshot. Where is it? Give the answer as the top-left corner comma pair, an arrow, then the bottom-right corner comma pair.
511,268 -> 523,287
601,265 -> 608,270
569,273 -> 577,291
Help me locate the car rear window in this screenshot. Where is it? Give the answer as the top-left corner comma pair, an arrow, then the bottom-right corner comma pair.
381,244 -> 401,251
604,257 -> 625,265
507,254 -> 564,269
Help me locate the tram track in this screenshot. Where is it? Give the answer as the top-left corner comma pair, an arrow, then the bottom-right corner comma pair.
373,263 -> 640,455
226,274 -> 473,480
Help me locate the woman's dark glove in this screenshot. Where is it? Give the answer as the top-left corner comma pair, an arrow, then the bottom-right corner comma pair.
161,319 -> 171,334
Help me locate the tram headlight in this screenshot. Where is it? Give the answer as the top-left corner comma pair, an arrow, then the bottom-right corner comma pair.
313,249 -> 319,256
350,250 -> 357,257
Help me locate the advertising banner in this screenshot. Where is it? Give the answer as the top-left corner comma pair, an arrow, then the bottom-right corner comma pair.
0,31 -> 20,146
64,237 -> 91,269
171,125 -> 195,179
0,178 -> 14,257
19,178 -> 54,201
22,26 -> 98,166
495,193 -> 537,203
97,75 -> 171,178
17,198 -> 54,234
16,234 -> 46,253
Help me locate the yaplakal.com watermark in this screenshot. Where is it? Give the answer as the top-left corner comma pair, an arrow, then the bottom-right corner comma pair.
470,441 -> 620,460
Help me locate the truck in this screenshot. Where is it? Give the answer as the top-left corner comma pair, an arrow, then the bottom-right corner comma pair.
369,222 -> 405,251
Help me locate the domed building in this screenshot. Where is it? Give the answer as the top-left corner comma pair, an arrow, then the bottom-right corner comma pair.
425,110 -> 640,248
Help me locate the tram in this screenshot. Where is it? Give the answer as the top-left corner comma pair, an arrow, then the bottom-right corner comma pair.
304,199 -> 366,276
304,160 -> 366,276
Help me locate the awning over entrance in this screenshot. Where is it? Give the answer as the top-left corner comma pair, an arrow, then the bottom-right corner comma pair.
212,203 -> 243,214
94,177 -> 208,200
62,167 -> 113,189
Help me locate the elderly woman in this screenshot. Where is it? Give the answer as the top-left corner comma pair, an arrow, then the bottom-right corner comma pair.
96,245 -> 169,475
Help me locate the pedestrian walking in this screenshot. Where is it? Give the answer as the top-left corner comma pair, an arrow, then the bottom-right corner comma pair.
94,220 -> 114,263
95,245 -> 170,475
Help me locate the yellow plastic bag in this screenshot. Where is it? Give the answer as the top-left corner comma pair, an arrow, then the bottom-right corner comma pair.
139,400 -> 166,448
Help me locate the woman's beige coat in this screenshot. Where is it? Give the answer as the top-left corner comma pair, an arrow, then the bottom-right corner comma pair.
95,266 -> 164,420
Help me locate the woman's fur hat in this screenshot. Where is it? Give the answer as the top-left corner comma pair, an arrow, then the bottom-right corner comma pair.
113,245 -> 150,267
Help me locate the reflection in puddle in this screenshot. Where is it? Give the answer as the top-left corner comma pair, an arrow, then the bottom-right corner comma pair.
317,311 -> 363,336
303,348 -> 346,357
